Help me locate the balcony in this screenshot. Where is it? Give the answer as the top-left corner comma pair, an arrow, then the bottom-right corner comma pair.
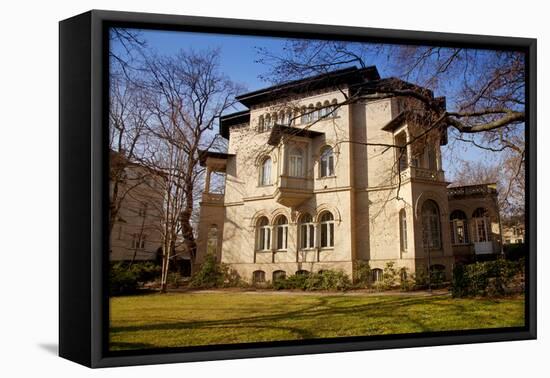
399,166 -> 445,183
447,183 -> 498,199
274,175 -> 314,207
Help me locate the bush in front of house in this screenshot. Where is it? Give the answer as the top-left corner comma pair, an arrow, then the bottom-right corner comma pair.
353,261 -> 372,288
272,270 -> 351,291
110,261 -> 161,295
189,254 -> 247,288
451,258 -> 524,297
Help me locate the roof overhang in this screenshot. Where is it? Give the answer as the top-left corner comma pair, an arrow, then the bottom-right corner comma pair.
267,124 -> 324,146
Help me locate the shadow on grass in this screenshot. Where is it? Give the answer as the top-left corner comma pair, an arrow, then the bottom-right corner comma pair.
110,295 -> 449,335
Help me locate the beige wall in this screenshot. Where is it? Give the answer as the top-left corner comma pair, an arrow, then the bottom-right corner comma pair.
199,87 -> 499,282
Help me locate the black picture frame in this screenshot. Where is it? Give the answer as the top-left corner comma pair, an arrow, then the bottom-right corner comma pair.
59,9 -> 537,368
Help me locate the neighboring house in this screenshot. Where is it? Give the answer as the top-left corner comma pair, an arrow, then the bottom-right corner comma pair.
502,218 -> 525,245
109,152 -> 164,262
196,66 -> 502,283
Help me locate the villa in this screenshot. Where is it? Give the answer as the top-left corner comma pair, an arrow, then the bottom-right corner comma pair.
195,66 -> 503,283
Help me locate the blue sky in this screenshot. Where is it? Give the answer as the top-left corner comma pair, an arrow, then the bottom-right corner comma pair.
111,28 -> 496,179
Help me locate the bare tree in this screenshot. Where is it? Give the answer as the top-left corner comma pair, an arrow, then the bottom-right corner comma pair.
137,49 -> 242,291
255,41 -> 526,205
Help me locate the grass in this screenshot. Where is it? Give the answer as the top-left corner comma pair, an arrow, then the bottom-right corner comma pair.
109,292 -> 525,351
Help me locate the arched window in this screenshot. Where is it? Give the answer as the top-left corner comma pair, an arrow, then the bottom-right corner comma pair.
320,211 -> 335,248
472,208 -> 491,242
399,209 -> 408,252
289,147 -> 304,177
256,217 -> 271,251
421,200 -> 441,249
259,157 -> 272,186
450,210 -> 469,245
322,100 -> 330,117
300,106 -> 307,124
331,99 -> 338,117
275,215 -> 289,250
284,110 -> 293,126
252,270 -> 266,283
320,146 -> 334,177
207,224 -> 218,255
299,213 -> 315,249
273,270 -> 286,281
278,111 -> 285,124
296,269 -> 309,276
314,102 -> 322,120
258,115 -> 265,132
372,268 -> 383,283
307,104 -> 314,122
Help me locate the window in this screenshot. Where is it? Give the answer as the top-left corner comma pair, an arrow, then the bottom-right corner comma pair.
284,110 -> 293,126
472,208 -> 491,242
430,264 -> 446,282
296,270 -> 309,276
207,224 -> 218,255
399,209 -> 408,252
273,270 -> 286,281
314,102 -> 322,120
450,210 -> 469,245
258,115 -> 265,132
395,132 -> 408,173
307,104 -> 314,122
331,99 -> 338,117
300,106 -> 307,124
278,111 -> 285,124
421,200 -> 441,250
265,114 -> 272,129
256,217 -> 271,251
320,211 -> 335,248
289,147 -> 304,177
372,268 -> 383,283
259,157 -> 272,186
275,215 -> 289,250
426,146 -> 437,171
322,100 -> 330,117
252,270 -> 266,283
300,213 -> 315,249
320,146 -> 334,177
131,233 -> 146,249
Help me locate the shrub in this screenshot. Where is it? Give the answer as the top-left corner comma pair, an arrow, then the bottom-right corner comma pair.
189,254 -> 246,288
109,262 -> 160,295
399,267 -> 414,291
451,258 -> 525,297
353,261 -> 372,288
272,270 -> 351,291
189,254 -> 225,288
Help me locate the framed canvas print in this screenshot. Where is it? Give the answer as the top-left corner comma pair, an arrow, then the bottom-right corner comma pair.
59,10 -> 536,368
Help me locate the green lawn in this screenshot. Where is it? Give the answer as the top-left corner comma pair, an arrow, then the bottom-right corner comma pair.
109,292 -> 525,351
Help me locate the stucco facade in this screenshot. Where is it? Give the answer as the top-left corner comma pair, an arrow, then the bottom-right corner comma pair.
197,67 -> 502,283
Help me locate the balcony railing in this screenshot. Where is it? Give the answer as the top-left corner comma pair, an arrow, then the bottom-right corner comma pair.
448,183 -> 498,198
399,166 -> 445,183
279,175 -> 314,191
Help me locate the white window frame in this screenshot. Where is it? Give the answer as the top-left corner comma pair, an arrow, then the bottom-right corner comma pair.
320,212 -> 335,248
256,218 -> 271,251
259,157 -> 272,186
320,147 -> 335,177
300,215 -> 315,250
399,209 -> 408,252
288,148 -> 304,177
275,216 -> 289,251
